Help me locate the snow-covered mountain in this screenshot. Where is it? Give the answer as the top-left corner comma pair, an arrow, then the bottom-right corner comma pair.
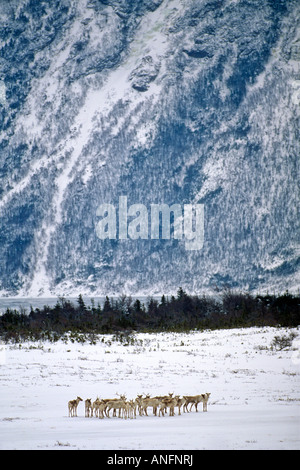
0,0 -> 299,297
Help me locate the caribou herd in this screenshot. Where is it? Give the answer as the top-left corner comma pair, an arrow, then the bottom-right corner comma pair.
68,392 -> 211,419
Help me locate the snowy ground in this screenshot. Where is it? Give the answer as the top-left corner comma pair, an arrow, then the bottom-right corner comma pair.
0,327 -> 299,450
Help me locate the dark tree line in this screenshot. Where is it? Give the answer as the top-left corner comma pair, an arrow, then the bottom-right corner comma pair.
0,289 -> 299,342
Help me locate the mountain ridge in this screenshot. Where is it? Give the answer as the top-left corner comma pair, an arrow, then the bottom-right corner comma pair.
0,0 -> 299,297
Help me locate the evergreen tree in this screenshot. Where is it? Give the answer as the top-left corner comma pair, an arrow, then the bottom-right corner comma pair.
133,298 -> 142,313
177,287 -> 187,300
103,296 -> 111,313
77,294 -> 87,312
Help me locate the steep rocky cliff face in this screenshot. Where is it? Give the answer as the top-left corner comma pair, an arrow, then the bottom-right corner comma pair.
0,0 -> 299,296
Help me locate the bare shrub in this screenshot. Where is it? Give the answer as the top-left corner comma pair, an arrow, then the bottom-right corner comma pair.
271,332 -> 297,351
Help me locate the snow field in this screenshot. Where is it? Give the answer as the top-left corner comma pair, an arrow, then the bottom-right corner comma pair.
0,327 -> 299,450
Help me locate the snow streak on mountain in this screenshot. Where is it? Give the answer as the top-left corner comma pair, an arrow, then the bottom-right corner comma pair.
0,0 -> 299,297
